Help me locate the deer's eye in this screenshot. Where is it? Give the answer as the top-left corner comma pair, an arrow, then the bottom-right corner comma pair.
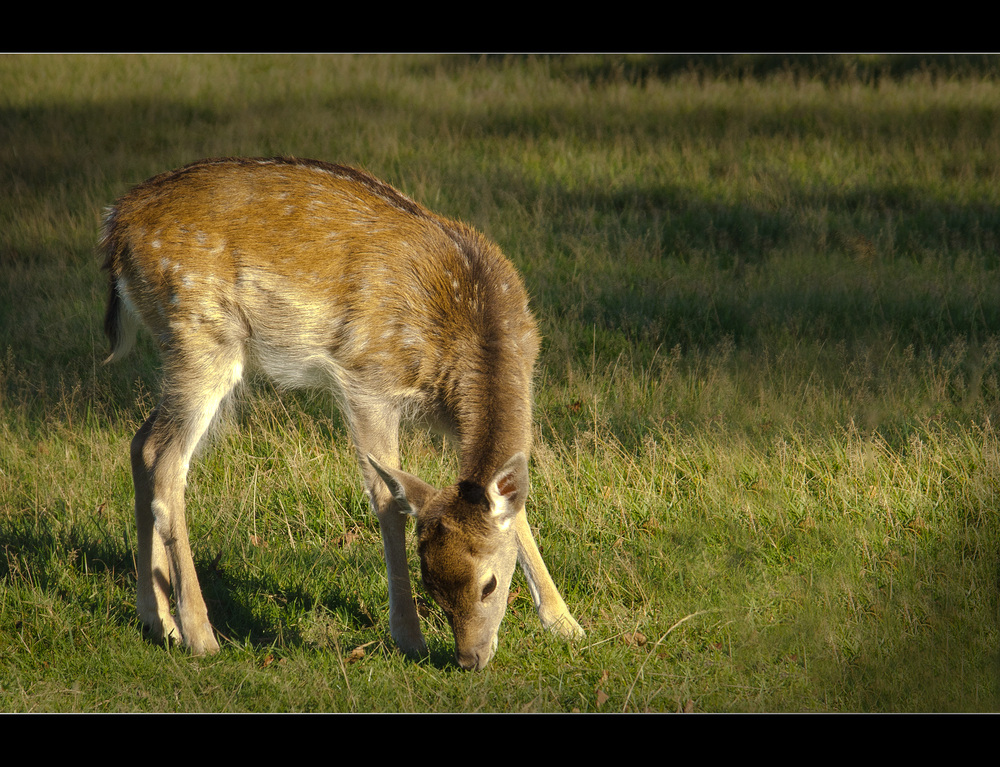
481,574 -> 497,601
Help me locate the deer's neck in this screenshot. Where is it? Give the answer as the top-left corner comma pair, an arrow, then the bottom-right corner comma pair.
452,351 -> 533,486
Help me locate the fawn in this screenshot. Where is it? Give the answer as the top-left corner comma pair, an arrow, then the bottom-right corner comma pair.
101,157 -> 583,669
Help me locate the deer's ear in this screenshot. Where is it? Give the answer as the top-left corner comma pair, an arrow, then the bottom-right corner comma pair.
486,452 -> 529,531
368,455 -> 437,517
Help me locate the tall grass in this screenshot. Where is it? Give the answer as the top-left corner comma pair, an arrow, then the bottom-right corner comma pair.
1,54 -> 997,711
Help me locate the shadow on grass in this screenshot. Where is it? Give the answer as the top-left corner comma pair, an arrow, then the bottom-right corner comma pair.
0,513 -> 465,671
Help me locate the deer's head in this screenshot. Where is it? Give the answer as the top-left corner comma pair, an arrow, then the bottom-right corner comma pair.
369,452 -> 528,670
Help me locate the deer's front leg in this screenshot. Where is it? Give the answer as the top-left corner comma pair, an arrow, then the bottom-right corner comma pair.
514,512 -> 585,639
370,487 -> 427,655
353,403 -> 426,656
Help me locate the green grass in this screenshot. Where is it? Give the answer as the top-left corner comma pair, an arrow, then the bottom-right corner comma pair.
1,54 -> 998,711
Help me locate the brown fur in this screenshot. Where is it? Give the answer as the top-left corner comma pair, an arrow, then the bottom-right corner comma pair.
102,157 -> 583,669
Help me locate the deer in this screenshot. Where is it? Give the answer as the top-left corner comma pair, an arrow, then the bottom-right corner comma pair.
100,157 -> 584,670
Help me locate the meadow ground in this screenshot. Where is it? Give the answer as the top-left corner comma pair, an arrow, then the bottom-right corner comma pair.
0,54 -> 997,711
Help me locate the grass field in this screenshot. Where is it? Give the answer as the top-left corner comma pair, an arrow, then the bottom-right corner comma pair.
1,53 -> 998,712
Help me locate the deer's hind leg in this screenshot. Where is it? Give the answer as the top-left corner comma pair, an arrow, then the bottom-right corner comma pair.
131,350 -> 244,655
